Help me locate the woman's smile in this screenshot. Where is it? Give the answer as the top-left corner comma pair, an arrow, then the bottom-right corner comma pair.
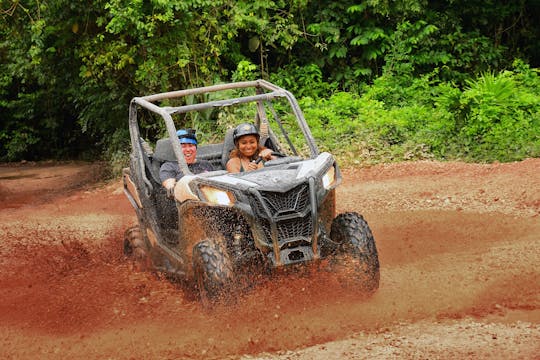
238,135 -> 259,158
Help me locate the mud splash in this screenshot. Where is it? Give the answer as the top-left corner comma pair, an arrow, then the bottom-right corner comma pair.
1,160 -> 539,359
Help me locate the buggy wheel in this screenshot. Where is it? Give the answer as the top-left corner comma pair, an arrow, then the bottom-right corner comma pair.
329,212 -> 380,293
192,240 -> 234,304
123,226 -> 150,270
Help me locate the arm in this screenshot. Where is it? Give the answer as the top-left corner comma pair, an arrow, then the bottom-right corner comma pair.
162,178 -> 176,189
160,161 -> 180,198
161,178 -> 176,198
226,157 -> 241,173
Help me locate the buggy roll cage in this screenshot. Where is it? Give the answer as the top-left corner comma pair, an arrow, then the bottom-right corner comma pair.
128,79 -> 320,195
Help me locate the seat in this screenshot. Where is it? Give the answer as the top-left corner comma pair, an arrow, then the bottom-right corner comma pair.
151,138 -> 176,180
153,138 -> 175,162
150,138 -> 179,243
197,143 -> 225,170
220,128 -> 236,169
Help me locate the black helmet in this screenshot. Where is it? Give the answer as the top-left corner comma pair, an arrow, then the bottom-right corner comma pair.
233,123 -> 259,143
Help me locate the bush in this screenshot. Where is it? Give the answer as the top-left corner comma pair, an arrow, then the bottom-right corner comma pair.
295,62 -> 540,165
434,62 -> 540,161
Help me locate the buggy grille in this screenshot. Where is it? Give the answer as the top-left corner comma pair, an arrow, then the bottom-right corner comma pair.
254,184 -> 310,216
251,183 -> 313,247
259,216 -> 313,247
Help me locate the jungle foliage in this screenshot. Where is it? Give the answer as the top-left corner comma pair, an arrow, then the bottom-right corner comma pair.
1,0 -> 539,164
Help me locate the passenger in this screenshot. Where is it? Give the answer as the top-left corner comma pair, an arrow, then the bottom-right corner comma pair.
160,129 -> 214,197
226,123 -> 275,173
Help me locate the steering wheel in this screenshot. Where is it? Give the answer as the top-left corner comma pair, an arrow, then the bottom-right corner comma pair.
270,151 -> 287,158
259,152 -> 303,167
254,151 -> 287,164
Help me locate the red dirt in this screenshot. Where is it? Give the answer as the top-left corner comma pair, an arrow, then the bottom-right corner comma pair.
1,159 -> 539,359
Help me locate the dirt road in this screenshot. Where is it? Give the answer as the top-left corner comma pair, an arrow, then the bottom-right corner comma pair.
1,159 -> 539,359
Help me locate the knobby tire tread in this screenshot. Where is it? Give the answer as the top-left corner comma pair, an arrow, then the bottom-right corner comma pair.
330,212 -> 380,292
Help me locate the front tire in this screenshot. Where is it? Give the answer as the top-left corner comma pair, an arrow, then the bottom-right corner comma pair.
329,212 -> 380,293
192,240 -> 234,304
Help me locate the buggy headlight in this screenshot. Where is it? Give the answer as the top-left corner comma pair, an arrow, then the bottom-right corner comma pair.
199,185 -> 235,206
322,166 -> 336,190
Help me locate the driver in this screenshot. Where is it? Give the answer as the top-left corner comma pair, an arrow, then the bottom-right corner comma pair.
226,123 -> 275,173
160,129 -> 214,197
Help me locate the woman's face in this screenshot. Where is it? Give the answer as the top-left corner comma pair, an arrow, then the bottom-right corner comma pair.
237,135 -> 258,158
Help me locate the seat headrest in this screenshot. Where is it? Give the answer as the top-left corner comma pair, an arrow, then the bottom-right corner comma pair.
221,128 -> 237,169
153,138 -> 176,162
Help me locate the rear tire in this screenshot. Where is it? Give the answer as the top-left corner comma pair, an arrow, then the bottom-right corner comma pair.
123,226 -> 150,270
329,212 -> 380,293
192,240 -> 234,305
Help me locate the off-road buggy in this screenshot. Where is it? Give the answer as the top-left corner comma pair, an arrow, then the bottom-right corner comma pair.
123,80 -> 379,302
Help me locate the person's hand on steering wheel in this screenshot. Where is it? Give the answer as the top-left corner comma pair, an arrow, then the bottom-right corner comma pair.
259,148 -> 274,161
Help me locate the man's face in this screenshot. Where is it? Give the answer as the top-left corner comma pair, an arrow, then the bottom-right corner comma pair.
181,143 -> 197,164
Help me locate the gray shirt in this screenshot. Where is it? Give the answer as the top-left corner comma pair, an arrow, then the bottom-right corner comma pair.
159,160 -> 215,183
